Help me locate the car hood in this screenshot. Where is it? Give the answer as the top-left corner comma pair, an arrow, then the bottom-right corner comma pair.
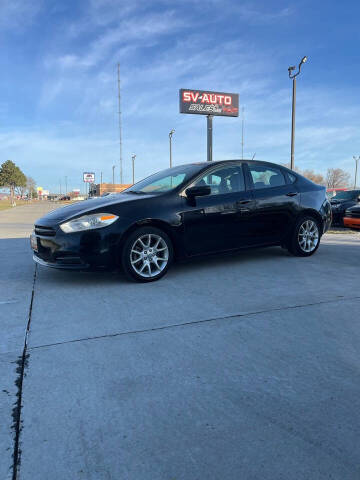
35,193 -> 152,226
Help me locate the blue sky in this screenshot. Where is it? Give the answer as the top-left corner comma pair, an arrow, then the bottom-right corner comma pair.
1,0 -> 360,193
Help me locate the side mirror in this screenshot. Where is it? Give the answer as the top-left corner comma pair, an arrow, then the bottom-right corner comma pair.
185,185 -> 211,198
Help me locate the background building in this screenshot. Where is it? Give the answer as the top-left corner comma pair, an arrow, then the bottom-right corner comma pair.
89,183 -> 132,197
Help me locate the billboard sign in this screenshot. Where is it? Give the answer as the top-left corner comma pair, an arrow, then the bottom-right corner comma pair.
83,172 -> 95,183
179,89 -> 239,117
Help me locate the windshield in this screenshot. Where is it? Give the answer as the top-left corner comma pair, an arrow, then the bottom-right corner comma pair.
126,164 -> 203,194
332,190 -> 360,200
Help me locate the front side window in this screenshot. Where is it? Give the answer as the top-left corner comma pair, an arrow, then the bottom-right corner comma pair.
193,164 -> 245,195
128,164 -> 202,194
249,165 -> 286,189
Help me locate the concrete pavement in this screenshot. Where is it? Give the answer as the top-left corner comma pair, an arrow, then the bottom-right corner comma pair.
1,202 -> 360,479
0,202 -> 56,480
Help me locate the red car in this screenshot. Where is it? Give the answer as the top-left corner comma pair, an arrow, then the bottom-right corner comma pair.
344,205 -> 360,230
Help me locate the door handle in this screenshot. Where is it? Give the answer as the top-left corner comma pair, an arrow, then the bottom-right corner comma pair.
237,199 -> 251,205
286,192 -> 298,197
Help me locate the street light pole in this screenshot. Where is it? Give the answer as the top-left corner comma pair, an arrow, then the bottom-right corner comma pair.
288,56 -> 308,170
112,165 -> 115,185
169,129 -> 175,168
132,154 -> 136,184
354,156 -> 360,189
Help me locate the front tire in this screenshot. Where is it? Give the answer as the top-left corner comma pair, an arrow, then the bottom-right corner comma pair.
287,216 -> 321,257
121,227 -> 173,282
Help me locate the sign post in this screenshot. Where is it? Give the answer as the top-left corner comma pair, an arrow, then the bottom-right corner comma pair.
83,172 -> 95,197
207,115 -> 213,162
179,89 -> 239,161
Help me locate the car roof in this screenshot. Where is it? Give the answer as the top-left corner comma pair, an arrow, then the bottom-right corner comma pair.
178,159 -> 292,172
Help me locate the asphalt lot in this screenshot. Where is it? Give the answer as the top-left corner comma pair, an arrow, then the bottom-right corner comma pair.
1,202 -> 360,480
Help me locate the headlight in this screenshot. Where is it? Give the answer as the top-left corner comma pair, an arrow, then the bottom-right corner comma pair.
60,213 -> 119,233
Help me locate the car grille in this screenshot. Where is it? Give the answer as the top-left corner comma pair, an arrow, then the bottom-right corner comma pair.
34,225 -> 56,236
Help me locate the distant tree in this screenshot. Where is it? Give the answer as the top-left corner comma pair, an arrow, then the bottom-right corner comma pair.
26,176 -> 37,199
0,160 -> 27,205
302,169 -> 325,185
326,168 -> 351,189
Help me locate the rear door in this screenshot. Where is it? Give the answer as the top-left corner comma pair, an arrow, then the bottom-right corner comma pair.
181,163 -> 256,255
245,163 -> 300,244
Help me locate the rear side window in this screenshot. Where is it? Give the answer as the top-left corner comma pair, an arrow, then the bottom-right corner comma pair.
287,172 -> 297,183
249,165 -> 286,189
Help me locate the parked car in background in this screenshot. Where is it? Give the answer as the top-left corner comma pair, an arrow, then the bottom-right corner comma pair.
326,187 -> 348,198
31,160 -> 331,282
343,205 -> 360,231
330,190 -> 360,226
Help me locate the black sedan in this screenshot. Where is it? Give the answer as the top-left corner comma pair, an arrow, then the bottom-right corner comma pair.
31,160 -> 331,282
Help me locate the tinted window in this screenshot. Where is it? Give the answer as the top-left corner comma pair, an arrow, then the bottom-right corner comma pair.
194,164 -> 245,195
249,165 -> 286,189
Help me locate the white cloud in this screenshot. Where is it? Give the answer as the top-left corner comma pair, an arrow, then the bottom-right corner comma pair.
0,0 -> 43,29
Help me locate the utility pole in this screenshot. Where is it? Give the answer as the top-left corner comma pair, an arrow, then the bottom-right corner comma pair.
288,56 -> 308,170
169,129 -> 175,167
241,107 -> 244,160
354,156 -> 360,189
65,176 -> 68,195
112,165 -> 116,185
100,171 -> 103,184
60,179 -> 62,195
117,63 -> 123,184
132,154 -> 136,184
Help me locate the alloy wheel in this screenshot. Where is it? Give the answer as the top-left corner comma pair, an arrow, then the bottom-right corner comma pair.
130,234 -> 169,278
298,219 -> 319,253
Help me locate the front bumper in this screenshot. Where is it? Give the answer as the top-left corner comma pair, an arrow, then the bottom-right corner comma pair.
31,223 -> 124,270
33,254 -> 90,270
343,216 -> 360,230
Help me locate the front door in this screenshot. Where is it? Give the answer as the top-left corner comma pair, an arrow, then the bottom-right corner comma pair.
181,163 -> 255,256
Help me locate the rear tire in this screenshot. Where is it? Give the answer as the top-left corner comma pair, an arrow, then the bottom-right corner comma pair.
121,226 -> 173,282
287,216 -> 321,257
